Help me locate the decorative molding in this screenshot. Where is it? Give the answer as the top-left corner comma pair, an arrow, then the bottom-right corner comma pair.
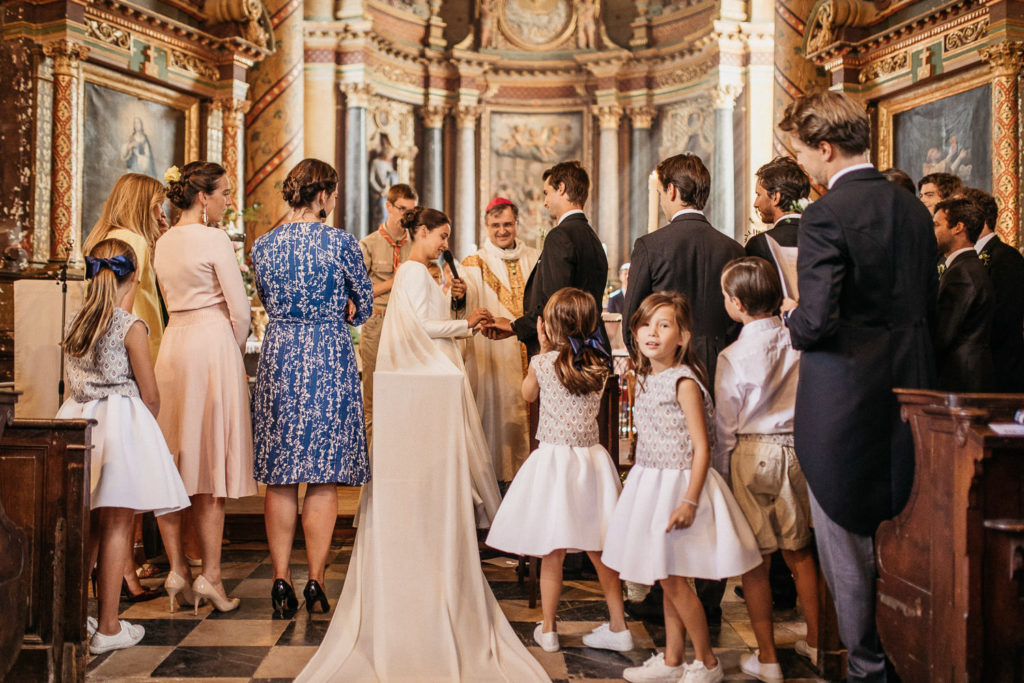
87,19 -> 131,50
341,82 -> 374,108
944,17 -> 988,52
420,104 -> 448,128
804,0 -> 880,57
456,104 -> 481,128
628,106 -> 657,129
169,49 -> 219,81
654,60 -> 714,88
712,83 -> 742,108
594,104 -> 622,129
369,60 -> 423,89
43,40 -> 91,76
979,40 -> 1024,75
858,50 -> 908,83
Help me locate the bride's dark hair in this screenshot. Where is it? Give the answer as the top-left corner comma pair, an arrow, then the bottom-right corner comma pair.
400,206 -> 450,240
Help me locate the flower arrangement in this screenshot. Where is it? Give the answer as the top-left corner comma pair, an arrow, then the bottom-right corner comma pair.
163,165 -> 181,184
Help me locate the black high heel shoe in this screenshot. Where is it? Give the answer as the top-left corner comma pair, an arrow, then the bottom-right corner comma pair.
303,579 -> 329,614
121,577 -> 162,603
271,578 -> 298,619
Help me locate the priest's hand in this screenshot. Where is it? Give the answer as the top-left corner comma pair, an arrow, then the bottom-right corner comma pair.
483,316 -> 515,340
467,307 -> 493,331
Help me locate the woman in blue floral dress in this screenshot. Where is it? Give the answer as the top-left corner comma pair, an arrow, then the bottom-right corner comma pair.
251,159 -> 373,618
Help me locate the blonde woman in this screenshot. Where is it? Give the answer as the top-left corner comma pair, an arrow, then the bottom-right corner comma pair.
84,173 -> 170,603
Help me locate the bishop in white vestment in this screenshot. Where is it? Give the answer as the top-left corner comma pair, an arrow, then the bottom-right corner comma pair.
460,198 -> 538,481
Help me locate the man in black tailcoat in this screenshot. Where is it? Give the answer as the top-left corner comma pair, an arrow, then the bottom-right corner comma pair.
779,91 -> 937,682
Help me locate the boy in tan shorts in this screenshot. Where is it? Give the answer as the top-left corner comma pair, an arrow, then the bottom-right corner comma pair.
714,256 -> 819,683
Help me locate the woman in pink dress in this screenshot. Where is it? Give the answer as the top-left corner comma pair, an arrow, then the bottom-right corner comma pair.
153,161 -> 256,613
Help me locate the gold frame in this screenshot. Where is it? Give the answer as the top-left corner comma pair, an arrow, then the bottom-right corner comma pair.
479,104 -> 593,247
76,63 -> 200,252
875,66 -> 991,172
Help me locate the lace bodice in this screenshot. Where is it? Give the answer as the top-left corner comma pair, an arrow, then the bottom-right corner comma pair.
65,308 -> 145,402
634,364 -> 715,470
533,351 -> 601,447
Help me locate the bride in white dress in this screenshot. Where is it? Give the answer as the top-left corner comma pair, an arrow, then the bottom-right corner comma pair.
296,207 -> 550,682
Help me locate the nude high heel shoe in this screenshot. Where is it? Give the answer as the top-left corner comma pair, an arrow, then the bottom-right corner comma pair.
191,575 -> 240,614
165,571 -> 196,613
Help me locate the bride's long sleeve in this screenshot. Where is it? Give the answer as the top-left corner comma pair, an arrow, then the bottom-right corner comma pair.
406,265 -> 472,340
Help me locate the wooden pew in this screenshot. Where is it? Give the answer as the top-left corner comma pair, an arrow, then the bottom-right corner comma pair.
877,390 -> 1024,682
0,418 -> 92,682
0,390 -> 22,679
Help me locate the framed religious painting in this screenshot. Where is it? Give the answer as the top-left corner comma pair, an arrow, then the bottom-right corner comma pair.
479,107 -> 591,252
876,68 -> 991,191
80,64 -> 199,244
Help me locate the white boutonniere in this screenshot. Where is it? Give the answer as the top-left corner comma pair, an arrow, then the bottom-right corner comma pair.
789,197 -> 811,213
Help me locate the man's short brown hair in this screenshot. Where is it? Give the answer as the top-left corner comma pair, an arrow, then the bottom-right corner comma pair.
721,256 -> 783,317
485,202 -> 519,221
917,173 -> 962,200
387,183 -> 417,204
960,187 -> 998,233
542,161 -> 589,206
777,91 -> 870,156
656,153 -> 710,210
935,197 -> 985,243
755,157 -> 810,212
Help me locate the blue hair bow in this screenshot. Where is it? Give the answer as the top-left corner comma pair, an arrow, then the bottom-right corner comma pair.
85,254 -> 135,279
568,328 -> 610,368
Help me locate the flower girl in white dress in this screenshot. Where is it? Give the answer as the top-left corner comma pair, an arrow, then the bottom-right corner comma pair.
602,292 -> 761,683
487,287 -> 632,654
57,239 -> 189,654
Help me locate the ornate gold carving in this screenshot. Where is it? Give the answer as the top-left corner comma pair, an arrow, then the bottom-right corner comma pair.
858,51 -> 908,84
420,104 -> 448,128
498,0 -> 577,52
594,104 -> 622,130
456,104 -> 481,128
980,40 -> 1024,75
804,0 -> 879,56
341,82 -> 374,108
369,61 -> 423,89
655,60 -> 714,89
204,0 -> 272,49
169,49 -> 220,81
628,106 -> 657,129
87,19 -> 131,50
44,40 -> 91,76
944,17 -> 988,52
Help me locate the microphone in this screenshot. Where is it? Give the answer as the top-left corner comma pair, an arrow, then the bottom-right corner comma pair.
442,250 -> 460,281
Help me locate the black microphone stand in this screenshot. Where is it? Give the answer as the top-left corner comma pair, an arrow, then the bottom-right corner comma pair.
56,236 -> 74,406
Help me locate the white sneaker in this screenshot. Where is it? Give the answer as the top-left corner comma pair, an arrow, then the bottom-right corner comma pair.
533,623 -> 559,652
681,659 -> 724,683
795,639 -> 818,663
622,652 -> 685,683
89,620 -> 145,654
582,622 -> 634,652
740,651 -> 783,683
86,616 -> 97,636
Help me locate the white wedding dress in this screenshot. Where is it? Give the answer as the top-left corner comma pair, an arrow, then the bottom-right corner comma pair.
296,260 -> 548,682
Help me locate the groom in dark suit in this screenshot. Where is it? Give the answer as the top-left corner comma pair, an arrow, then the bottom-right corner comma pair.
622,153 -> 743,385
486,161 -> 609,356
779,91 -> 937,682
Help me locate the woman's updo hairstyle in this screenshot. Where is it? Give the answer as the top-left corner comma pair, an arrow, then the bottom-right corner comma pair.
281,158 -> 339,208
166,161 -> 227,210
400,206 -> 450,240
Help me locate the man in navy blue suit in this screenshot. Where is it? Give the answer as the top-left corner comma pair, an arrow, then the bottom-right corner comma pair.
779,91 -> 937,682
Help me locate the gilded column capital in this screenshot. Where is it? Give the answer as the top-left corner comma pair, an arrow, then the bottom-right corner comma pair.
341,82 -> 373,108
44,39 -> 90,76
214,97 -> 251,124
595,105 -> 623,130
421,104 -> 449,128
455,104 -> 481,129
627,106 -> 657,129
713,83 -> 742,109
980,40 -> 1024,76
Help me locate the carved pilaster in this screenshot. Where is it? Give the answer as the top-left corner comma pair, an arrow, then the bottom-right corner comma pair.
43,40 -> 89,262
628,106 -> 657,130
455,104 -> 481,129
595,105 -> 623,130
421,104 -> 448,129
980,40 -> 1024,247
215,97 -> 250,215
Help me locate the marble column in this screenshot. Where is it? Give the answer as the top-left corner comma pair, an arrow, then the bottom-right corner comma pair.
980,40 -> 1024,248
711,85 -> 740,239
421,105 -> 446,210
455,105 -> 479,255
244,0 -> 305,239
596,105 -> 622,270
43,39 -> 89,264
344,85 -> 371,239
628,107 -> 656,253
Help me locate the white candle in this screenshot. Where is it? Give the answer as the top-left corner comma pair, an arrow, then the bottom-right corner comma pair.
648,170 -> 660,233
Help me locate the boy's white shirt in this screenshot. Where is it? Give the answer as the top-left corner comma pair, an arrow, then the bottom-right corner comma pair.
712,316 -> 801,477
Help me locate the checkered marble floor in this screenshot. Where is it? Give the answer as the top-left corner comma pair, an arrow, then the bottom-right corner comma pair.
86,542 -> 824,682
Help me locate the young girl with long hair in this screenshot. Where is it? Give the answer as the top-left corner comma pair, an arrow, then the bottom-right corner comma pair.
602,292 -> 760,683
57,239 -> 189,653
487,287 -> 632,654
